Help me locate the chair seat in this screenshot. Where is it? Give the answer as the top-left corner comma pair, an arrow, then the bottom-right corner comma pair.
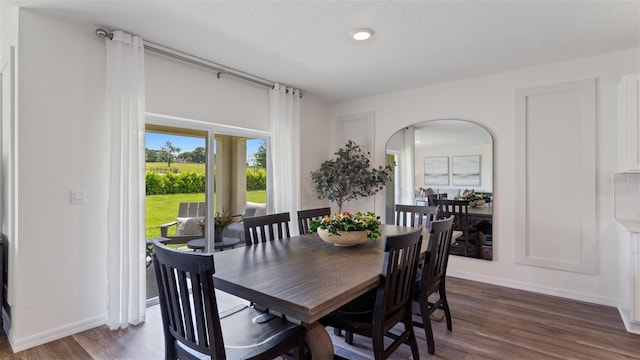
178,304 -> 305,360
152,240 -> 305,360
321,289 -> 377,329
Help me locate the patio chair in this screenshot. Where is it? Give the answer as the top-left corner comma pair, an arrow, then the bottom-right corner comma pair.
158,202 -> 206,238
223,202 -> 267,242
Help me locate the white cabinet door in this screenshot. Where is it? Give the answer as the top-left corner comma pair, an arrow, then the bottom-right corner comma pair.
619,73 -> 640,171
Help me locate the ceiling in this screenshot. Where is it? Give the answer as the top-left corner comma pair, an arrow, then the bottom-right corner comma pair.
9,1 -> 640,103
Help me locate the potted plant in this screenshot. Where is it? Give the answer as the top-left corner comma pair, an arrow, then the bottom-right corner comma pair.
310,140 -> 394,213
212,209 -> 236,242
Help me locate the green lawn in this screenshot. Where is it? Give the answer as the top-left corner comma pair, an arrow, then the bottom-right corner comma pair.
146,190 -> 267,238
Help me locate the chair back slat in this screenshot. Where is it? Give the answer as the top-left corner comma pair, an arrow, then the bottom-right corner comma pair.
374,228 -> 422,324
395,204 -> 439,230
426,193 -> 448,206
435,199 -> 478,256
434,199 -> 469,233
177,202 -> 207,218
297,207 -> 331,234
422,216 -> 455,296
152,240 -> 225,358
243,212 -> 291,245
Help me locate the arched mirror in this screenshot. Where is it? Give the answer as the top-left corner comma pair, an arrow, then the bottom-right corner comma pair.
385,120 -> 493,261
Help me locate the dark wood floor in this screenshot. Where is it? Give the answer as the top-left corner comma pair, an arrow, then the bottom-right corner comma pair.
1,277 -> 638,359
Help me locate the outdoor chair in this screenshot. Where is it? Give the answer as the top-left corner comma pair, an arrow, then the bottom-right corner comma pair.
158,202 -> 206,238
224,202 -> 267,242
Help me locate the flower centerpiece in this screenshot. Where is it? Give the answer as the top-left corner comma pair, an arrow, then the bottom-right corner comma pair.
454,191 -> 492,208
310,211 -> 382,246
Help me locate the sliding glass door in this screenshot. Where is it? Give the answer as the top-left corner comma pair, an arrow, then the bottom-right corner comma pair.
144,120 -> 270,301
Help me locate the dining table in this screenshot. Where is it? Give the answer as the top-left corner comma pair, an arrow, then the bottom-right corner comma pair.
467,202 -> 493,222
212,225 -> 449,358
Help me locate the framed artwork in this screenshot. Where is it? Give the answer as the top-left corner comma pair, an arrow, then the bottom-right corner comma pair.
452,155 -> 481,186
424,156 -> 449,185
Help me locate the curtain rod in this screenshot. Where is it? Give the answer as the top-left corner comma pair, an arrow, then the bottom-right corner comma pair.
95,28 -> 302,97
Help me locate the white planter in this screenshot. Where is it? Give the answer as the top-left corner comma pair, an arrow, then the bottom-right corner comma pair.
317,229 -> 369,247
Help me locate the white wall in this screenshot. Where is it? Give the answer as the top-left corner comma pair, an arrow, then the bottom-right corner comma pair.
5,8 -> 331,351
12,9 -> 109,349
0,1 -> 18,311
329,48 -> 640,306
299,95 -> 331,210
146,52 -> 270,131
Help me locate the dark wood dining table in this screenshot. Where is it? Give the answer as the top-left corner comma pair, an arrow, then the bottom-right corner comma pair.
212,225 -> 432,358
467,202 -> 493,222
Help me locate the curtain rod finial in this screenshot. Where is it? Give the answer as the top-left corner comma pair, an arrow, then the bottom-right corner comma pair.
95,28 -> 113,40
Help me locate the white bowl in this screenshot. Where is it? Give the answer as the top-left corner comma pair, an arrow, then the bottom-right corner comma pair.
317,229 -> 369,247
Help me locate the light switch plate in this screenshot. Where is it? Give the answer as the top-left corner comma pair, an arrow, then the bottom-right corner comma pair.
71,188 -> 86,204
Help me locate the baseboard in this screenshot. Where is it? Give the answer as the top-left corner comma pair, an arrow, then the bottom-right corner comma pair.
9,315 -> 105,353
618,306 -> 640,335
447,270 -> 618,307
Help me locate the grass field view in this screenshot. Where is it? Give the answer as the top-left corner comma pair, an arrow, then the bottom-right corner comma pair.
145,162 -> 206,174
145,190 -> 267,238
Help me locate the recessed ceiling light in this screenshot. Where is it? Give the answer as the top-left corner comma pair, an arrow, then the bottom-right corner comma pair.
350,28 -> 374,41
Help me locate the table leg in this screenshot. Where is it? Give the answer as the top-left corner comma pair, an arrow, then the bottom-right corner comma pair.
304,322 -> 334,359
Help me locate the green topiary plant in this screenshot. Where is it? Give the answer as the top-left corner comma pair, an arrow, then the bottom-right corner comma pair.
311,140 -> 394,213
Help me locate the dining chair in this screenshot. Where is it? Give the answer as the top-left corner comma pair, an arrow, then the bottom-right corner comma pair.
395,204 -> 440,230
243,212 -> 291,246
297,207 -> 331,234
413,215 -> 455,355
426,193 -> 448,206
434,199 -> 477,257
320,227 -> 423,360
152,240 -> 305,360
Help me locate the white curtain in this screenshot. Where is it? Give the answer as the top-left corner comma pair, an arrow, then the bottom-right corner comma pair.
105,31 -> 146,329
269,84 -> 301,234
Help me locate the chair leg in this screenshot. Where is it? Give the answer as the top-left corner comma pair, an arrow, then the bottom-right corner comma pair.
345,331 -> 353,344
442,297 -> 453,331
333,327 -> 342,336
418,295 -> 437,355
421,307 -> 436,355
371,330 -> 385,360
408,327 -> 420,360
